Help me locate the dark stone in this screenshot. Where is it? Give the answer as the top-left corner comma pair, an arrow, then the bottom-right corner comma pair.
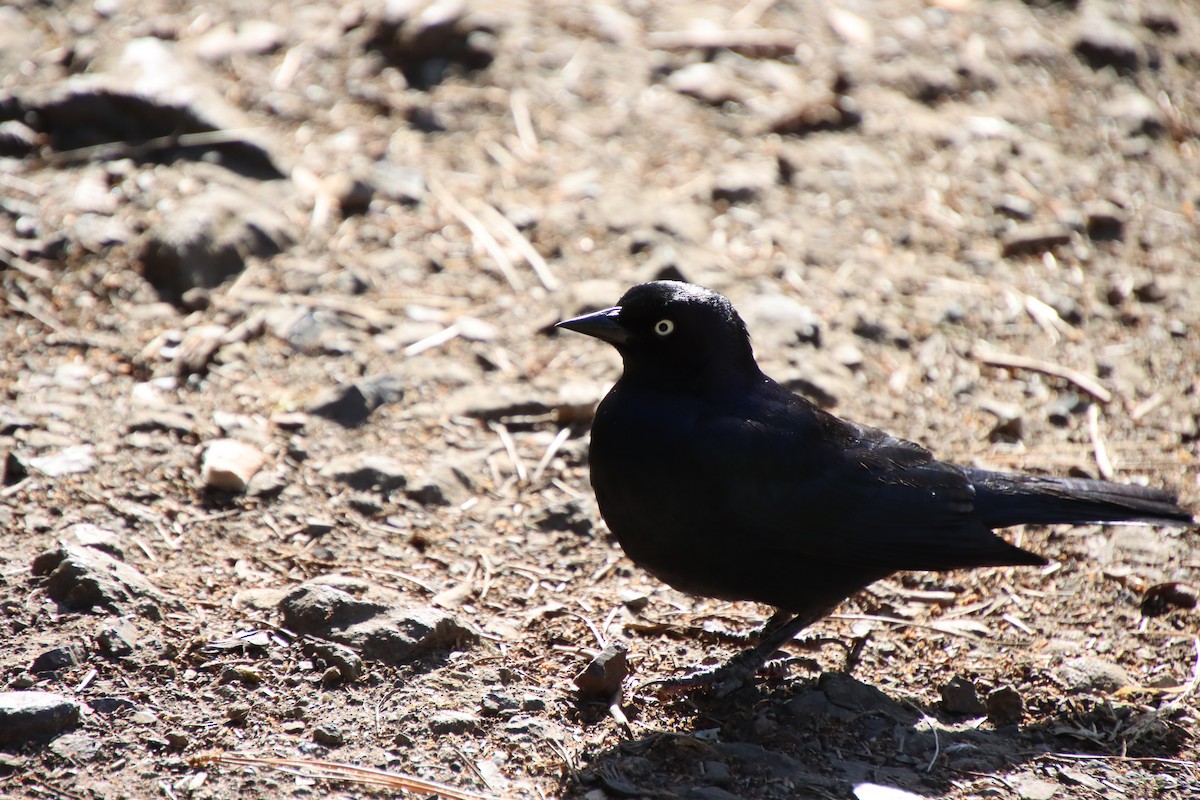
0,692 -> 80,745
31,645 -> 83,674
941,676 -> 986,715
1141,582 -> 1198,617
819,672 -> 906,716
310,379 -> 398,427
1056,656 -> 1132,693
986,686 -> 1024,726
138,187 -> 294,304
1001,224 -> 1072,257
428,711 -> 478,735
32,545 -> 172,613
1073,17 -> 1144,73
319,453 -> 408,493
279,584 -> 476,664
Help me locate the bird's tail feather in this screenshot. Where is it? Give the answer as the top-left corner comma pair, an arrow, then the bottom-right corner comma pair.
966,469 -> 1194,530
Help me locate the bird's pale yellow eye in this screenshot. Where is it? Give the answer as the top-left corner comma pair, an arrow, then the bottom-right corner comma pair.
654,319 -> 675,336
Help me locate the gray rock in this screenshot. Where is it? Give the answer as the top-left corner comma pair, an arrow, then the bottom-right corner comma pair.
97,622 -> 137,658
438,383 -> 556,421
1073,16 -> 1144,72
27,445 -> 97,477
686,787 -> 746,800
1015,776 -> 1059,800
309,375 -> 406,427
173,323 -> 228,376
1056,656 -> 1132,694
312,724 -> 345,746
819,672 -> 904,716
0,692 -> 80,745
139,187 -> 295,304
712,161 -> 775,204
126,409 -> 196,437
49,732 -> 101,762
1102,90 -> 1165,138
1140,5 -> 1180,35
406,452 -> 480,507
1001,223 -> 1072,257
365,0 -> 496,90
739,295 -> 821,348
428,711 -> 479,735
710,741 -> 807,780
193,20 -> 284,62
784,687 -> 852,721
0,406 -> 36,436
521,693 -> 546,712
995,194 -> 1036,220
480,692 -> 519,716
979,397 -> 1025,443
702,760 -> 732,786
279,584 -> 476,664
0,118 -> 38,157
529,498 -> 592,535
31,645 -> 84,674
668,63 -> 739,106
4,34 -> 286,175
320,453 -> 409,493
31,545 -> 172,613
61,523 -> 125,559
781,371 -> 850,410
1084,200 -> 1125,241
87,697 -> 138,715
371,162 -> 427,204
573,642 -> 628,698
200,438 -> 266,492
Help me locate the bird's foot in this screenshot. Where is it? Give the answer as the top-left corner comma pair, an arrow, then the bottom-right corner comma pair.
640,606 -> 836,699
640,647 -> 773,698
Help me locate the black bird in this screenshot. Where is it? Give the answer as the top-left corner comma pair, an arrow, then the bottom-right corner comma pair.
557,281 -> 1194,695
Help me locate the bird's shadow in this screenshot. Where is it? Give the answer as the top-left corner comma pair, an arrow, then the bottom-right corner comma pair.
566,670 -> 1190,798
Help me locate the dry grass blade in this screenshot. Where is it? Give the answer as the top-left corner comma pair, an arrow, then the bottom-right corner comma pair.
429,177 -> 523,291
476,202 -> 559,290
1087,403 -> 1115,480
531,427 -> 571,484
831,613 -> 1021,644
646,28 -> 802,55
193,752 -> 502,800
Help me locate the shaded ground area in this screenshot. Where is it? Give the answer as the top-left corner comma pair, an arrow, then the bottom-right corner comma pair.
1,1 -> 1198,798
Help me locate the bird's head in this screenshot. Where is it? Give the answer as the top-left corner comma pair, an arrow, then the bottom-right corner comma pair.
556,281 -> 762,392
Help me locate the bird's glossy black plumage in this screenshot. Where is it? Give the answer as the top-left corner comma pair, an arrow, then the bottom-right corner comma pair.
557,281 -> 1194,694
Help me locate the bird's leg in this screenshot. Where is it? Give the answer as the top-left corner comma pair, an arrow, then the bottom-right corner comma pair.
754,608 -> 795,642
644,603 -> 838,698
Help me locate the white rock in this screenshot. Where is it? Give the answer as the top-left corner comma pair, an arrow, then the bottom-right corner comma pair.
200,439 -> 266,492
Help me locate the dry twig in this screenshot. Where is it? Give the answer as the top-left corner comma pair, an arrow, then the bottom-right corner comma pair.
193,752 -> 500,800
973,342 -> 1113,403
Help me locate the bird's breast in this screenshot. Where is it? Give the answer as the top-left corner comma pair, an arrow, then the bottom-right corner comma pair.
588,388 -> 718,571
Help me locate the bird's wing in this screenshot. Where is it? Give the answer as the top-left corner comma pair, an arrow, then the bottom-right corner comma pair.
695,392 -> 1029,570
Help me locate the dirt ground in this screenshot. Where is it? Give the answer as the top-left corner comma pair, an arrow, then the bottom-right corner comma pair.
2,0 -> 1199,798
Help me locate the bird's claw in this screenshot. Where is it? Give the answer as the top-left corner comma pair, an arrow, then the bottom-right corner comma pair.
638,648 -> 774,698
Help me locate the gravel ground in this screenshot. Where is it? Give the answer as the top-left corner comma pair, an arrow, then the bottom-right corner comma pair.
2,1 -> 1198,798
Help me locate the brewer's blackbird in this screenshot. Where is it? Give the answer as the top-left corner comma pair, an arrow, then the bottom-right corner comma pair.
557,281 -> 1194,695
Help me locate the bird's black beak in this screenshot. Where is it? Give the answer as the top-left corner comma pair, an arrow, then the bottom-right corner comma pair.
555,306 -> 630,345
